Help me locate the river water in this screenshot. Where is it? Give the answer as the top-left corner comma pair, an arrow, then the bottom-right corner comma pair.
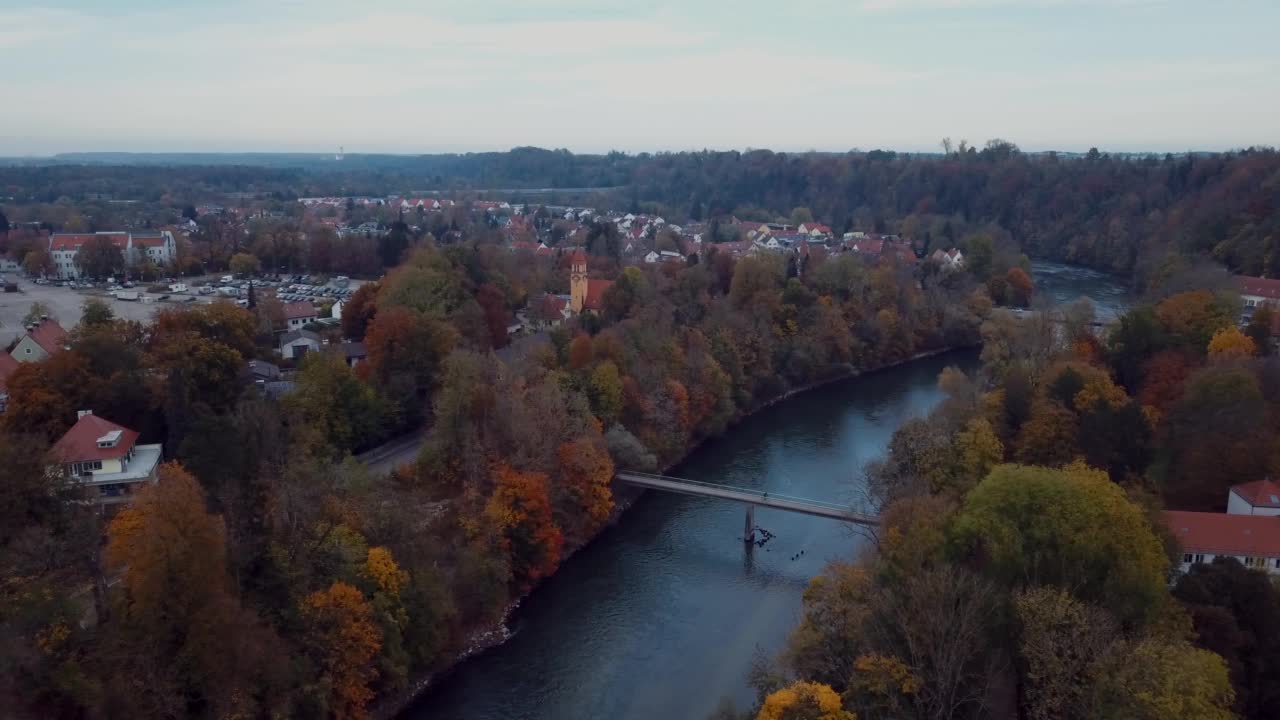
407,265 -> 1131,720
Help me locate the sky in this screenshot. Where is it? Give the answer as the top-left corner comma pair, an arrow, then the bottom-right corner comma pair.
2,0 -> 1278,155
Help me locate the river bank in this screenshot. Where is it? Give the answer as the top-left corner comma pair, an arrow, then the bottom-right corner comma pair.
373,343 -> 975,719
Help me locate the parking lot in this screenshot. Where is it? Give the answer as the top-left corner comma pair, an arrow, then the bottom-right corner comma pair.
0,274 -> 362,346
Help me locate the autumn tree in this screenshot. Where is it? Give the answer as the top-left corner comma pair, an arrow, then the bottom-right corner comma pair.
284,351 -> 389,457
300,582 -> 382,720
1207,326 -> 1258,360
1173,558 -> 1280,720
484,465 -> 563,592
1154,290 -> 1237,352
756,681 -> 854,720
1160,365 -> 1273,510
75,235 -> 125,279
1014,587 -> 1117,720
1244,305 -> 1274,355
103,463 -> 285,718
341,281 -> 380,341
364,305 -> 458,394
556,437 -> 615,541
229,252 -> 260,276
80,297 -> 114,326
951,463 -> 1169,625
1091,638 -> 1234,720
2,350 -> 94,439
1003,267 -> 1034,307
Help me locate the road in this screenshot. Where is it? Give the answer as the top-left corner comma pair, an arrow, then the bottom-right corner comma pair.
356,429 -> 427,475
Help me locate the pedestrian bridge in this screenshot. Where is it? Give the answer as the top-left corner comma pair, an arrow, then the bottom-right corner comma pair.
614,472 -> 879,541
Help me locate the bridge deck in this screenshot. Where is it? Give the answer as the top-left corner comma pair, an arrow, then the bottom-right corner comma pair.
615,472 -> 878,526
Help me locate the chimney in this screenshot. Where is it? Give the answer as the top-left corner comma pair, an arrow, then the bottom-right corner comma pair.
78,410 -> 93,419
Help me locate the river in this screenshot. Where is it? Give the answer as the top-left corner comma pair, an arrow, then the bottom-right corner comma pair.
406,264 -> 1132,720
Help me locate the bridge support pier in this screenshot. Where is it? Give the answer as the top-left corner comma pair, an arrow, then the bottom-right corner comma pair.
744,504 -> 755,543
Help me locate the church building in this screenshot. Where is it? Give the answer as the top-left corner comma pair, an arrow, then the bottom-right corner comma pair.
569,248 -> 613,314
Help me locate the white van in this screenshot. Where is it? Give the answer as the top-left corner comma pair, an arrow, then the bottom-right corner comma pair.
221,275 -> 234,284
169,283 -> 188,294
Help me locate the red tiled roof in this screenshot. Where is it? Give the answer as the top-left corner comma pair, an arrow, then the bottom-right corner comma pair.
1230,480 -> 1280,509
533,294 -> 568,322
1239,276 -> 1280,301
535,244 -> 554,257
570,247 -> 588,265
584,278 -> 612,312
28,319 -> 68,355
49,233 -> 126,251
52,414 -> 139,463
131,234 -> 168,247
0,353 -> 19,392
283,302 -> 318,320
1166,510 -> 1280,557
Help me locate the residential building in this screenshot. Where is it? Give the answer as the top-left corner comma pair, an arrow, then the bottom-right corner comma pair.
283,301 -> 319,330
569,248 -> 612,315
11,317 -> 68,363
1166,510 -> 1280,575
1227,479 -> 1280,517
341,341 -> 367,368
47,231 -> 176,279
279,330 -> 322,359
1238,276 -> 1280,309
529,293 -> 571,330
52,411 -> 162,506
929,248 -> 965,271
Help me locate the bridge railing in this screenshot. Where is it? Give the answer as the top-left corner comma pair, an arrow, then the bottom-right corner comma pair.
616,471 -> 866,514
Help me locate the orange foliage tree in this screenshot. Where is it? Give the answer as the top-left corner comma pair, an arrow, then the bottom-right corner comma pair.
300,582 -> 383,720
556,437 -> 615,540
568,332 -> 594,369
484,465 -> 564,592
363,305 -> 457,389
1154,290 -> 1236,350
1138,350 -> 1198,412
1207,326 -> 1258,360
1004,267 -> 1034,307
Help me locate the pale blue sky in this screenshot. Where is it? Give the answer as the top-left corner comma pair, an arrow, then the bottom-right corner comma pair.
3,0 -> 1277,155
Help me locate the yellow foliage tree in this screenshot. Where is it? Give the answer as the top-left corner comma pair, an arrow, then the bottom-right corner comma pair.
362,547 -> 408,598
1206,326 -> 1258,360
300,582 -> 382,720
757,681 -> 856,720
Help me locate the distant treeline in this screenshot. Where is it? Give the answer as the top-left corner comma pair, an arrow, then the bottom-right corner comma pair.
3,144 -> 1279,278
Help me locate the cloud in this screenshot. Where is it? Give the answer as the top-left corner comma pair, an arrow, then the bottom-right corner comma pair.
0,7 -> 97,48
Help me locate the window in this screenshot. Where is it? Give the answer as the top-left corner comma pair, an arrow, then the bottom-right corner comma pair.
1195,554 -> 1205,563
1183,553 -> 1193,564
1246,557 -> 1258,567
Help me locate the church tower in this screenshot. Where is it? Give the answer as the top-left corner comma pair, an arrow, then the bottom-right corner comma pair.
570,248 -> 587,313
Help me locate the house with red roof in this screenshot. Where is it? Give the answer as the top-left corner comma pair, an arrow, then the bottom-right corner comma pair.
1227,479 -> 1280,516
1166,511 -> 1280,575
52,411 -> 162,506
1238,275 -> 1280,309
283,301 -> 319,330
11,317 -> 68,363
797,223 -> 833,237
1166,480 -> 1280,575
47,231 -> 176,279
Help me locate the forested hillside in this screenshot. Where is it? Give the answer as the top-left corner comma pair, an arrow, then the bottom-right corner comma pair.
4,145 -> 1278,281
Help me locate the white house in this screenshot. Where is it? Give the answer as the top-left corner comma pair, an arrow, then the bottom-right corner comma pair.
1227,480 -> 1280,516
1238,276 -> 1280,310
929,248 -> 965,271
47,231 -> 176,279
644,251 -> 660,264
283,301 -> 319,330
52,411 -> 162,506
10,318 -> 68,363
278,330 -> 322,359
1166,510 -> 1280,575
